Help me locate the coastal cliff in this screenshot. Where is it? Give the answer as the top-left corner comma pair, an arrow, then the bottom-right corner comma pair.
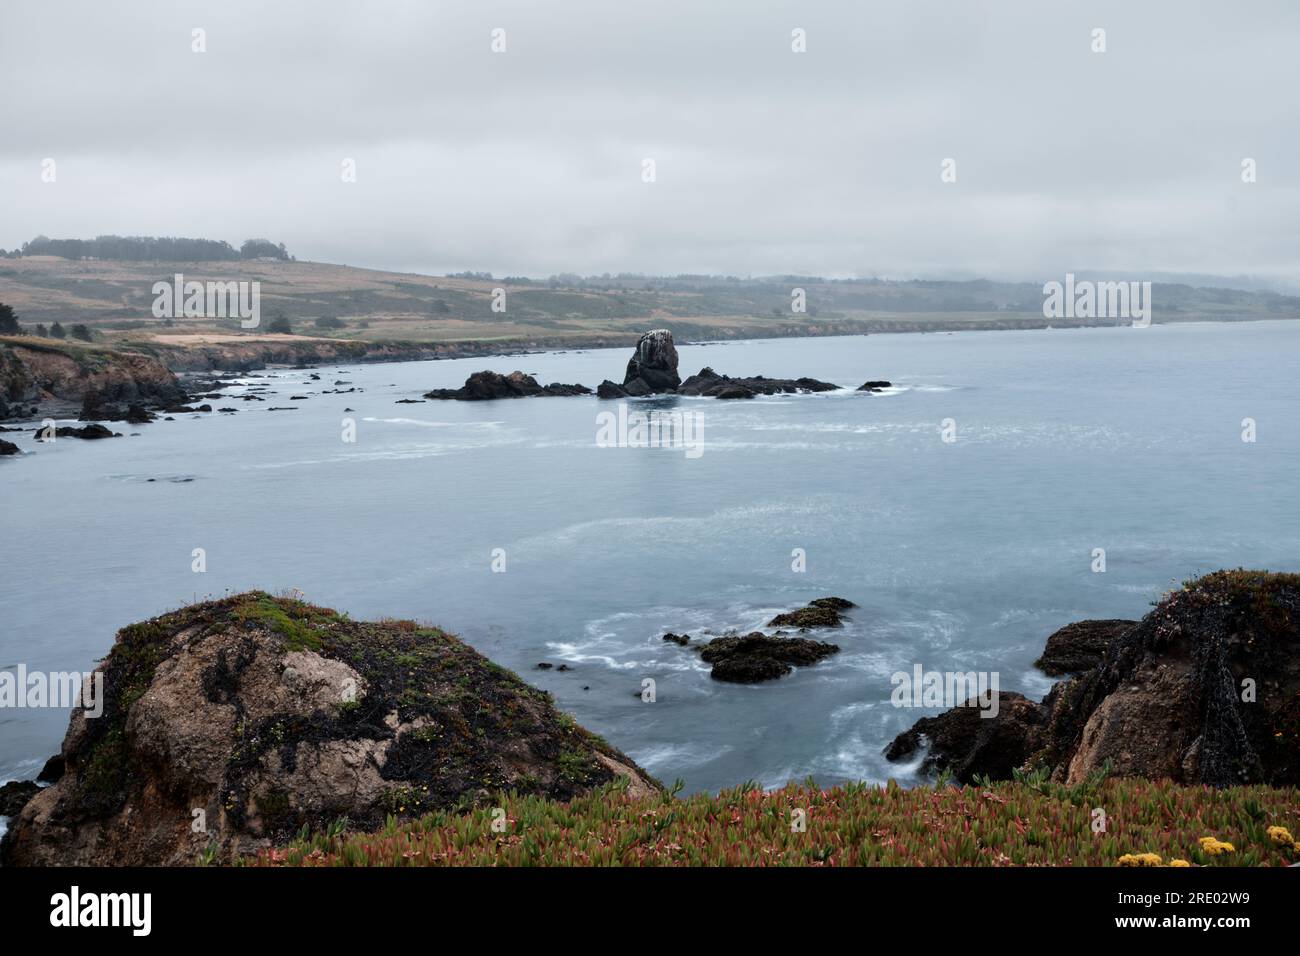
0,337 -> 186,418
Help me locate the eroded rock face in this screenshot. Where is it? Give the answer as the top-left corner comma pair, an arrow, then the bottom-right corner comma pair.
623,329 -> 680,393
424,370 -> 591,400
0,592 -> 658,865
886,571 -> 1300,788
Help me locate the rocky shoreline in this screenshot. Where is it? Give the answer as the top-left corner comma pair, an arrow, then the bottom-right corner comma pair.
885,570 -> 1300,788
1,571 -> 1295,865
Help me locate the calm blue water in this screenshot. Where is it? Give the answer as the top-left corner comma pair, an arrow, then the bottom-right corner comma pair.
2,321 -> 1298,796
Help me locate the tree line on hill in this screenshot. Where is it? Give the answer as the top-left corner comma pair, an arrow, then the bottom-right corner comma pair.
3,235 -> 292,261
0,302 -> 93,341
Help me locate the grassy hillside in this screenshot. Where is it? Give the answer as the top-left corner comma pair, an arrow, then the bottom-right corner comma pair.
250,776 -> 1300,867
3,257 -> 1299,354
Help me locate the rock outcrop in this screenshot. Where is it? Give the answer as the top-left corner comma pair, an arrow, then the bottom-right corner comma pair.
677,597 -> 854,683
33,423 -> 121,440
623,329 -> 680,393
0,340 -> 187,421
884,692 -> 1047,782
424,370 -> 591,400
700,633 -> 840,683
768,597 -> 856,629
0,438 -> 20,456
677,368 -> 839,399
1033,619 -> 1136,676
0,592 -> 658,866
885,570 -> 1300,788
858,380 -> 892,391
0,780 -> 41,817
596,330 -> 840,400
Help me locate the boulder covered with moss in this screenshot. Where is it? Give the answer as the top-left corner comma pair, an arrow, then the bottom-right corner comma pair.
0,592 -> 658,866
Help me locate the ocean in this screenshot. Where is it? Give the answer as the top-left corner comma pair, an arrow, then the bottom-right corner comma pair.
2,320 -> 1297,797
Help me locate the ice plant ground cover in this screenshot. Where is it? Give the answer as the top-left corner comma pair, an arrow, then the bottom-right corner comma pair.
251,777 -> 1300,867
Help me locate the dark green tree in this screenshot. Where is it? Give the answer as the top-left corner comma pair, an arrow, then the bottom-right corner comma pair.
0,302 -> 18,334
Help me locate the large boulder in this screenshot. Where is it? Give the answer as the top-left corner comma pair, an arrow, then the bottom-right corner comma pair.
885,570 -> 1300,788
623,329 -> 680,392
0,592 -> 658,865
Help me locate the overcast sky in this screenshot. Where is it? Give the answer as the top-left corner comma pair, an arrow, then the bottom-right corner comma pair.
1,0 -> 1297,282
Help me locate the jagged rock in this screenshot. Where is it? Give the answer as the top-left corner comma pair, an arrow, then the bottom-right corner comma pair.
700,633 -> 840,683
0,592 -> 658,865
767,597 -> 857,629
623,329 -> 680,393
0,781 -> 40,817
662,633 -> 690,646
885,570 -> 1300,789
37,754 -> 64,783
1034,620 -> 1136,676
596,380 -> 629,399
883,692 -> 1047,783
425,370 -> 591,401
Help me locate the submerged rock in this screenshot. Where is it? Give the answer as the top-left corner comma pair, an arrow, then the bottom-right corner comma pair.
425,370 -> 591,401
886,570 -> 1300,788
858,380 -> 892,391
0,438 -> 20,456
0,592 -> 658,865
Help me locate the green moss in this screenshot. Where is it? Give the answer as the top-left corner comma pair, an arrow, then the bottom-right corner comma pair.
232,594 -> 323,651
